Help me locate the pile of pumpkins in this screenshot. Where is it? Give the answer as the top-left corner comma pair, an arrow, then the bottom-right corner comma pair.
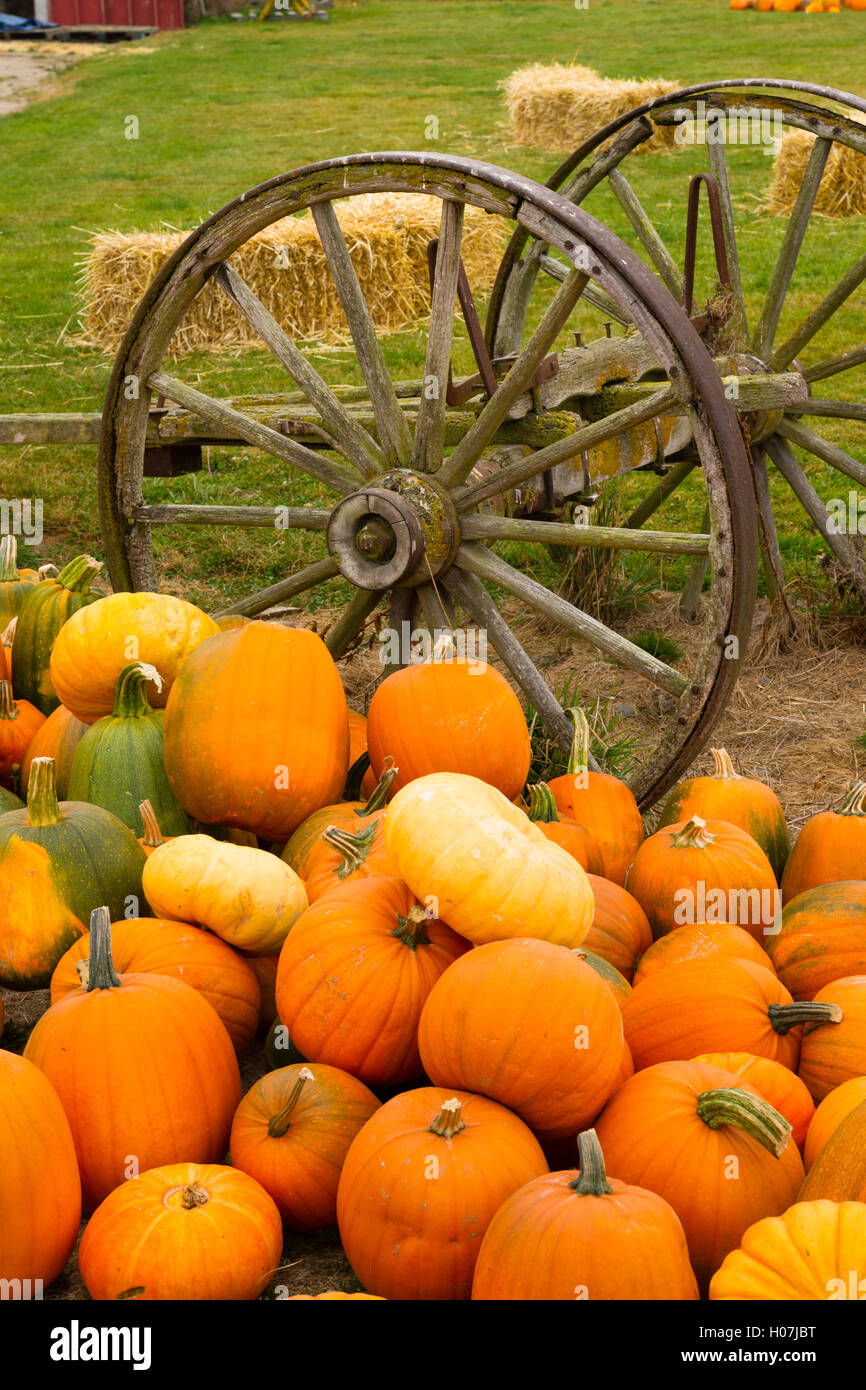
2,535 -> 866,1301
730,1 -> 855,13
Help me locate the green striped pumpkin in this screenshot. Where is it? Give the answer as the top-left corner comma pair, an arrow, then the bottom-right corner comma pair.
11,555 -> 101,716
0,535 -> 41,632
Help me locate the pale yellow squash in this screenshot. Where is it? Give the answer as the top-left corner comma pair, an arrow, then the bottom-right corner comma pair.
710,1200 -> 866,1300
383,771 -> 594,947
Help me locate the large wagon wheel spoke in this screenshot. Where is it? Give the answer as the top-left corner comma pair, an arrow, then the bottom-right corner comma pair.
704,138 -> 748,344
324,587 -> 384,659
769,251 -> 866,372
765,436 -> 866,604
411,199 -> 465,474
775,417 -> 866,490
804,346 -> 866,384
607,167 -> 684,302
216,555 -> 339,619
214,261 -> 385,478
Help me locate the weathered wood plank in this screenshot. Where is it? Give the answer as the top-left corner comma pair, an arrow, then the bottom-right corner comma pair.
705,137 -> 749,345
0,413 -> 102,445
766,436 -> 866,604
538,256 -> 631,326
804,344 -> 866,384
215,555 -> 339,618
460,512 -> 710,555
770,250 -> 866,372
325,587 -> 383,659
607,167 -> 684,301
134,504 -> 330,529
776,416 -> 866,489
412,200 -> 465,474
598,373 -> 807,416
680,505 -> 710,621
788,398 -> 866,423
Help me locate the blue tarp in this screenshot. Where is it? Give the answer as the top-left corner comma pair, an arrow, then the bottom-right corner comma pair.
0,12 -> 59,28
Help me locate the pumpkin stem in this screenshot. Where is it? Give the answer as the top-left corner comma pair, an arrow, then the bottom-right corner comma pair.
181,1185 -> 209,1210
392,905 -> 431,950
25,756 -> 63,827
86,906 -> 121,991
358,758 -> 398,817
321,822 -> 379,877
431,630 -> 457,663
2,617 -> 17,646
565,707 -> 592,781
527,782 -> 561,824
768,1001 -> 844,1035
0,535 -> 18,583
710,747 -> 740,780
112,662 -> 163,719
38,564 -> 60,581
428,1097 -> 466,1139
267,1066 -> 315,1138
0,681 -> 17,721
837,780 -> 866,817
696,1087 -> 792,1157
55,554 -> 102,593
671,814 -> 715,849
138,799 -> 167,848
344,750 -> 371,801
569,1128 -> 614,1196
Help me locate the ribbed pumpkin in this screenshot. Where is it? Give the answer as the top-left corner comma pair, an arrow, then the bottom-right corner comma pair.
366,653 -> 531,802
797,975 -> 866,1100
0,679 -> 44,791
286,1292 -> 384,1300
621,957 -> 841,1072
66,663 -> 191,837
11,555 -> 101,715
142,834 -> 308,955
581,875 -> 652,981
275,875 -> 468,1086
230,1063 -> 381,1229
51,916 -> 262,1054
693,1052 -> 815,1150
0,1049 -> 82,1286
78,1162 -> 282,1301
418,937 -> 625,1137
300,819 -> 398,903
471,1128 -> 699,1301
546,708 -> 644,885
384,772 -> 595,948
24,908 -> 241,1212
781,782 -> 866,902
525,782 -> 604,874
768,881 -> 866,1000
0,757 -> 147,989
347,708 -> 376,799
48,590 -> 220,723
710,1200 -> 866,1300
633,922 -> 775,987
574,948 -> 631,1004
594,1060 -> 805,1290
0,786 -> 23,815
804,1078 -> 866,1170
656,748 -> 790,882
163,622 -> 350,842
626,815 -> 779,941
281,761 -> 397,881
0,535 -> 40,631
244,951 -> 279,1031
799,1100 -> 866,1202
19,702 -> 88,800
0,620 -> 12,684
336,1088 -> 548,1300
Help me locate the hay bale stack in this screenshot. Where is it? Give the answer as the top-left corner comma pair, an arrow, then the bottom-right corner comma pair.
766,128 -> 866,218
503,62 -> 681,154
76,193 -> 505,356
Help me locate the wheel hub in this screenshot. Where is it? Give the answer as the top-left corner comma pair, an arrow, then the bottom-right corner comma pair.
326,470 -> 460,589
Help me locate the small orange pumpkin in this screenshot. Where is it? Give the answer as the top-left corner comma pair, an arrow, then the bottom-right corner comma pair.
633,922 -> 775,987
546,708 -> 644,885
693,1051 -> 815,1149
0,679 -> 45,791
781,782 -> 866,902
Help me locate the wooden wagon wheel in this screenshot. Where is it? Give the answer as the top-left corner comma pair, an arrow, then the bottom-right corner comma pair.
98,152 -> 757,809
488,79 -> 866,609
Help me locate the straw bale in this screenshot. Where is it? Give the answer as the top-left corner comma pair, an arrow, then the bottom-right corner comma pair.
503,62 -> 681,154
766,126 -> 866,218
75,193 -> 505,356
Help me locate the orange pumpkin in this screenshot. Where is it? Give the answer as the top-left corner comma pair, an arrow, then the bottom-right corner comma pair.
0,619 -> 12,684
418,937 -> 625,1137
471,1128 -> 699,1301
797,975 -> 865,1101
710,1200 -> 866,1301
24,908 -> 241,1211
799,1100 -> 866,1201
78,1162 -> 283,1300
0,679 -> 45,791
781,782 -> 866,902
694,1052 -> 815,1150
525,782 -> 604,874
0,1049 -> 81,1286
768,880 -> 866,1000
163,622 -> 350,842
336,1088 -> 548,1300
286,1292 -> 384,1300
656,748 -> 789,882
346,708 -> 376,799
626,814 -> 779,941
594,1059 -> 805,1290
0,536 -> 40,632
804,1077 -> 866,1169
581,875 -> 653,981
281,761 -> 397,881
366,653 -> 531,802
244,951 -> 280,1031
275,875 -> 468,1086
633,922 -> 775,987
546,708 -> 644,885
19,702 -> 88,801
301,818 -> 398,903
229,1063 -> 381,1229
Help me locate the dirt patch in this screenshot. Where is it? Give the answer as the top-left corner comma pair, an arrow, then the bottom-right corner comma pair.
0,40 -> 100,117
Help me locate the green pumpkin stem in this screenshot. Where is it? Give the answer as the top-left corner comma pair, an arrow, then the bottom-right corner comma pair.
37,564 -> 59,581
267,1066 -> 314,1138
569,1128 -> 614,1196
181,1185 -> 209,1209
322,822 -> 379,877
565,707 -> 592,780
392,905 -> 431,950
428,1098 -> 466,1139
25,756 -> 63,827
86,906 -> 121,991
527,782 -> 561,824
343,751 -> 371,801
0,535 -> 18,583
0,681 -> 16,721
696,1087 -> 792,1157
768,1001 -> 843,1035
359,758 -> 398,816
113,662 -> 163,719
837,780 -> 866,817
671,814 -> 715,849
2,617 -> 17,646
710,748 -> 740,780
138,800 -> 166,848
55,554 -> 102,593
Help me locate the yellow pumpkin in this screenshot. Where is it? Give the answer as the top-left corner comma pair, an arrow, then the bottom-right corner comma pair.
383,771 -> 594,947
142,835 -> 308,955
710,1200 -> 866,1299
48,592 -> 219,723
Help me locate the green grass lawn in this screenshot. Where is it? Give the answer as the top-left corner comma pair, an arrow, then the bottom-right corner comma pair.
1,0 -> 865,615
